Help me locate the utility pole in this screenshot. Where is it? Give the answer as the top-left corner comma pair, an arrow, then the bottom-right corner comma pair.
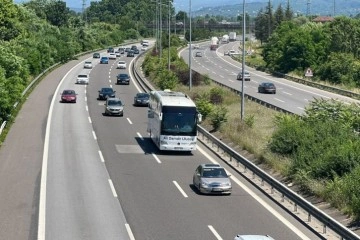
306,0 -> 311,16
189,0 -> 192,90
240,0 -> 245,120
82,0 -> 87,25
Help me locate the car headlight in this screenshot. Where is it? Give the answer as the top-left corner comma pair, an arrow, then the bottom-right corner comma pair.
201,182 -> 209,187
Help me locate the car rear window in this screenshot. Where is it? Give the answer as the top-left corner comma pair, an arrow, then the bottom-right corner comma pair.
78,75 -> 88,78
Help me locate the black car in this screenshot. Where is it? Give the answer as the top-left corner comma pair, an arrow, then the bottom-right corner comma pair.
98,87 -> 116,100
131,45 -> 137,50
127,51 -> 134,57
133,48 -> 140,54
118,48 -> 125,54
117,73 -> 130,85
107,47 -> 114,53
93,52 -> 100,58
134,92 -> 150,106
258,82 -> 276,94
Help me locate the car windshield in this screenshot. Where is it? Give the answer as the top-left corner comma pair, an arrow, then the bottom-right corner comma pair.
102,88 -> 113,93
85,62 -> 91,64
263,83 -> 274,87
118,61 -> 125,64
108,100 -> 122,106
63,90 -> 75,95
78,75 -> 88,78
202,168 -> 228,178
136,93 -> 149,99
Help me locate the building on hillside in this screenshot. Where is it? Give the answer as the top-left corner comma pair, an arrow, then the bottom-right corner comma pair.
312,16 -> 335,23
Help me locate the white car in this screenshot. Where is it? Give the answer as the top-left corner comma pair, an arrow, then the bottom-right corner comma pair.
141,46 -> 148,51
234,235 -> 274,240
117,61 -> 127,69
83,61 -> 93,69
109,53 -> 117,60
76,74 -> 89,85
115,51 -> 121,57
225,50 -> 237,56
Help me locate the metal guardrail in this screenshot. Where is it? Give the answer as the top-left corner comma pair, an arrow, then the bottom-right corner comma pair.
133,50 -> 360,240
273,71 -> 360,100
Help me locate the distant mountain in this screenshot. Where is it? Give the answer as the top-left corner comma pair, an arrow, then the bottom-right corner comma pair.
14,0 -> 97,12
175,0 -> 360,17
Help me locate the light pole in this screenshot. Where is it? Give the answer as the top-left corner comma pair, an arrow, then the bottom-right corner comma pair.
189,0 -> 192,90
168,0 -> 171,70
240,0 -> 245,120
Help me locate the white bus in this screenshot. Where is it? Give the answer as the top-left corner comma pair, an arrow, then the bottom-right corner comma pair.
147,90 -> 202,151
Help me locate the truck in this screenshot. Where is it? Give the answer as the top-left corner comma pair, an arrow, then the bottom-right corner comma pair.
229,32 -> 237,41
221,34 -> 229,43
210,37 -> 219,50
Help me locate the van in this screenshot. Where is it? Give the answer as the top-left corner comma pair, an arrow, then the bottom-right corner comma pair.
142,40 -> 149,47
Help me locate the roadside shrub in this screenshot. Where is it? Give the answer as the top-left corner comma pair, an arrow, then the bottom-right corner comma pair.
209,105 -> 228,131
195,95 -> 213,120
209,87 -> 225,104
244,114 -> 255,128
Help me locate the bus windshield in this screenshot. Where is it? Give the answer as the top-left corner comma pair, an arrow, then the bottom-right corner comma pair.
161,107 -> 197,136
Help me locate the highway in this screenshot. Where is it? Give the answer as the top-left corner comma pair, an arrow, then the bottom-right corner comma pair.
0,44 -> 324,240
180,41 -> 360,115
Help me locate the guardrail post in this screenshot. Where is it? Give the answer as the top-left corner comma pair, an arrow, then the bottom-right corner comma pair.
281,193 -> 285,202
308,213 -> 311,222
323,224 -> 327,234
271,186 -> 274,194
261,179 -> 264,186
252,172 -> 256,179
294,203 -> 297,212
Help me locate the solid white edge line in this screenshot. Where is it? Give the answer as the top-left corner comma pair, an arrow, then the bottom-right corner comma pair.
108,179 -> 118,197
88,117 -> 92,124
38,61 -> 84,240
98,150 -> 105,163
125,224 -> 136,240
92,130 -> 97,140
85,106 -> 88,112
136,132 -> 144,141
127,118 -> 133,124
172,181 -> 188,198
197,146 -> 311,240
208,225 -> 223,240
151,153 -> 161,164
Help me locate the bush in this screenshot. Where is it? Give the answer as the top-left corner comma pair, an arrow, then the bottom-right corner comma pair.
209,105 -> 228,131
209,87 -> 225,104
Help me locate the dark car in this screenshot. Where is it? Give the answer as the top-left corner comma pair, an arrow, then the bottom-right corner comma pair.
93,52 -> 100,58
134,92 -> 150,106
60,89 -> 77,103
125,47 -> 131,52
98,87 -> 116,100
195,51 -> 202,57
107,47 -> 114,53
127,51 -> 134,57
131,45 -> 137,50
133,48 -> 140,54
117,73 -> 130,85
258,82 -> 276,94
104,97 -> 124,116
100,56 -> 109,64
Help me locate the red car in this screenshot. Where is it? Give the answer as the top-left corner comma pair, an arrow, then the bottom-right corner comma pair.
60,89 -> 77,103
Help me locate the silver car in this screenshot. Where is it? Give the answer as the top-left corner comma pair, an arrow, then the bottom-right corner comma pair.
234,235 -> 275,240
76,74 -> 89,84
104,97 -> 124,116
193,163 -> 232,195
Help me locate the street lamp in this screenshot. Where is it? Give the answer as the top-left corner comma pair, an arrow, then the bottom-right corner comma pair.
189,0 -> 192,90
241,0 -> 245,120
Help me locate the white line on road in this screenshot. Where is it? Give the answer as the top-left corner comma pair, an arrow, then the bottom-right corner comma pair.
127,118 -> 133,124
110,84 -> 113,88
125,224 -> 136,240
283,91 -> 292,95
274,98 -> 285,103
84,89 -> 87,94
136,132 -> 144,140
219,75 -> 224,78
208,225 -> 223,240
172,181 -> 188,198
85,106 -> 88,112
109,79 -> 111,83
92,130 -> 97,140
88,117 -> 92,124
98,150 -> 105,163
152,153 -> 161,164
297,107 -> 305,111
108,179 -> 118,197
85,96 -> 87,102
